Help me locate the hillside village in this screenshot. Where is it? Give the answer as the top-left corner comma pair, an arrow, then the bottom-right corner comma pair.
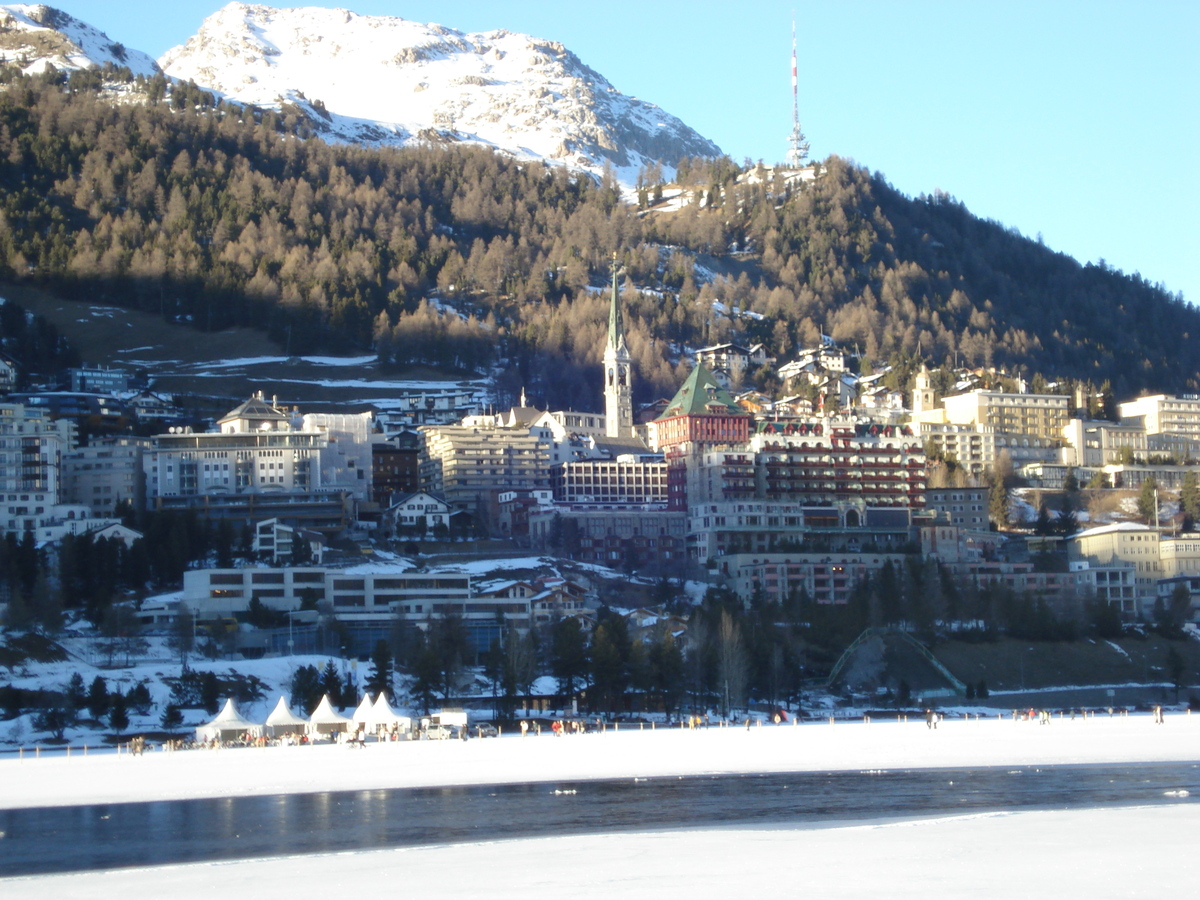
2,252 -> 1199,739
0,5 -> 1196,744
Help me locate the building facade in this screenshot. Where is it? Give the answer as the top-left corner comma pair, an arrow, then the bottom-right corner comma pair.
1119,394 -> 1200,445
925,486 -> 989,530
61,437 -> 147,517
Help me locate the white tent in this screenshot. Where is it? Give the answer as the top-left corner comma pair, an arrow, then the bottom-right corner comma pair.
351,693 -> 375,733
370,693 -> 412,739
264,696 -> 309,737
194,698 -> 264,743
307,693 -> 352,735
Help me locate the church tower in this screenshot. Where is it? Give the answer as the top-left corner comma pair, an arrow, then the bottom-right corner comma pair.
913,365 -> 936,414
604,254 -> 633,438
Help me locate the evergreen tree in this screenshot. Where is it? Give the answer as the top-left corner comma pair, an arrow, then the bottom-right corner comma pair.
551,617 -> 589,703
411,636 -> 442,715
289,664 -> 323,715
589,620 -> 628,713
651,632 -> 685,716
366,639 -> 393,701
1137,477 -> 1159,523
1180,471 -> 1199,530
320,659 -> 344,707
988,452 -> 1015,529
86,676 -> 109,719
199,670 -> 220,714
1034,502 -> 1053,537
65,672 -> 86,712
108,691 -> 129,732
160,703 -> 184,732
127,682 -> 152,715
1090,598 -> 1123,639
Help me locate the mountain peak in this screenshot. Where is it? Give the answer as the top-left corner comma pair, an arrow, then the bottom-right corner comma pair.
158,2 -> 722,182
0,4 -> 159,76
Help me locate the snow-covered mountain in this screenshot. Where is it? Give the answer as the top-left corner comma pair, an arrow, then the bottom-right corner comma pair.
158,2 -> 722,182
0,4 -> 158,77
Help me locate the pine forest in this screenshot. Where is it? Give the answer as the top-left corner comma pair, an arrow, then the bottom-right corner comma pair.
0,64 -> 1197,411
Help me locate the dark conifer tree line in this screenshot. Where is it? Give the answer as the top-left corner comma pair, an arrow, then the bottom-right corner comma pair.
0,63 -> 1194,411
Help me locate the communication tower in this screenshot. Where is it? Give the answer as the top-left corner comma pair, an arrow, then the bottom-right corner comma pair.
786,16 -> 810,168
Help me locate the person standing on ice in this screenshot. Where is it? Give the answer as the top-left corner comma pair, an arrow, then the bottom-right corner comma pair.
925,709 -> 935,730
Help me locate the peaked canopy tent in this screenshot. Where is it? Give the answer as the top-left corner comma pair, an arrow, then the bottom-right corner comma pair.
308,694 -> 352,735
351,693 -> 376,732
195,698 -> 264,743
264,696 -> 309,737
370,693 -> 412,738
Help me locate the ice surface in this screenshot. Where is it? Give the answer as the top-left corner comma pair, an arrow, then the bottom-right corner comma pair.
3,711 -> 1197,812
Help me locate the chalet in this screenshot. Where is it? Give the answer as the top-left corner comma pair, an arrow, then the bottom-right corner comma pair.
387,490 -> 454,536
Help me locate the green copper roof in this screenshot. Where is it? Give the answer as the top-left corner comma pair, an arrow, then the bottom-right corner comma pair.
656,364 -> 748,420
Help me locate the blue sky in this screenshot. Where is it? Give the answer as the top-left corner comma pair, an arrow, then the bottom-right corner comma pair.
50,1 -> 1200,306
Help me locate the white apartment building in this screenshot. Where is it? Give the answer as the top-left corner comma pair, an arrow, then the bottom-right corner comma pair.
915,421 -> 1061,476
1,402 -> 74,536
1069,522 -> 1162,613
419,419 -> 550,526
143,395 -> 372,506
1119,394 -> 1200,444
1061,419 -> 1148,467
183,566 -> 473,619
941,390 -> 1071,442
1159,533 -> 1200,579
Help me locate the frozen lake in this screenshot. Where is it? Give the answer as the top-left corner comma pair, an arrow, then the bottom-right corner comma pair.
3,714 -> 1199,896
3,761 -> 1197,875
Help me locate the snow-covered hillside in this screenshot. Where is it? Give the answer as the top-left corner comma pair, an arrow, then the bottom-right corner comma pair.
0,3 -> 158,76
158,2 -> 722,182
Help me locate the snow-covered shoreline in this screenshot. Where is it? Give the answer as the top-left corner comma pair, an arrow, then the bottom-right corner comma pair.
3,712 -> 1197,812
4,714 -> 1198,897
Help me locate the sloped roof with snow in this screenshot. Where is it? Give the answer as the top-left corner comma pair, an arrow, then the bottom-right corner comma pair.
1073,522 -> 1154,540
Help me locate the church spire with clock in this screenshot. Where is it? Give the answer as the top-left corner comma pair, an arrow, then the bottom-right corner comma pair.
604,254 -> 633,438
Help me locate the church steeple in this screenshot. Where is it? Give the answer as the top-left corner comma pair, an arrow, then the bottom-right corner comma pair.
603,253 -> 633,438
607,254 -> 625,354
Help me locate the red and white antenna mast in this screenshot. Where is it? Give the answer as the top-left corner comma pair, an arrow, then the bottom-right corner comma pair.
786,14 -> 810,168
